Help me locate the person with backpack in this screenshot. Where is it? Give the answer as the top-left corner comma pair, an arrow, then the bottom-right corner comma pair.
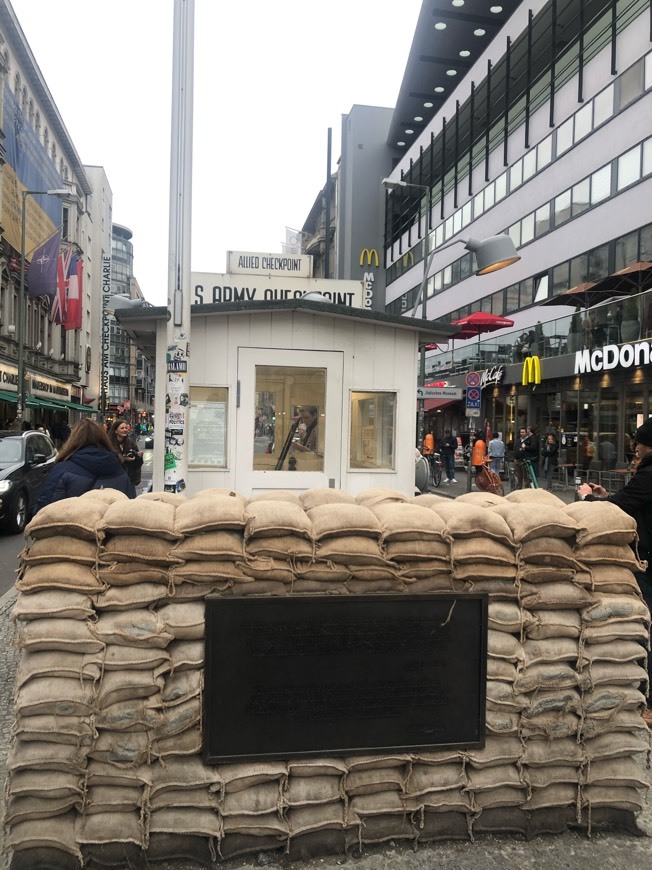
32,419 -> 135,514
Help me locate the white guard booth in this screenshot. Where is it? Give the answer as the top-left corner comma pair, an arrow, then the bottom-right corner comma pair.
118,298 -> 453,498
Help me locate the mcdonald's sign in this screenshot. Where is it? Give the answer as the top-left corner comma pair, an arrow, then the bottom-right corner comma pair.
521,355 -> 542,385
359,248 -> 379,267
401,251 -> 415,267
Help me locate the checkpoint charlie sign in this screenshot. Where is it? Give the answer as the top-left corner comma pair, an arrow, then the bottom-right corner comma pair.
193,272 -> 364,309
227,251 -> 313,278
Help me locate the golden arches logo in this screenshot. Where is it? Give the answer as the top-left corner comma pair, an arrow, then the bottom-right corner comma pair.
401,251 -> 415,267
521,355 -> 541,385
359,248 -> 379,267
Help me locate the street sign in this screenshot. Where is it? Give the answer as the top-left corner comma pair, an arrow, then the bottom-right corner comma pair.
466,383 -> 481,418
465,371 -> 480,387
416,387 -> 462,400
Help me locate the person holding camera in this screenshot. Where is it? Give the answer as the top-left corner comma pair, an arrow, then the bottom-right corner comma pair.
109,418 -> 143,486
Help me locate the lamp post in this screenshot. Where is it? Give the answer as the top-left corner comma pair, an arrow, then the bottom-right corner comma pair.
382,178 -> 520,455
16,188 -> 70,430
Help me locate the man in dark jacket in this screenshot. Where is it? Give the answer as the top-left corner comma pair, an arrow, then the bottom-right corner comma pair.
513,426 -> 539,488
33,419 -> 136,514
578,419 -> 652,726
440,430 -> 458,485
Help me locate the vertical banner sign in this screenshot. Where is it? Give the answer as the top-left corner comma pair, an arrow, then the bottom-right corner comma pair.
100,254 -> 112,418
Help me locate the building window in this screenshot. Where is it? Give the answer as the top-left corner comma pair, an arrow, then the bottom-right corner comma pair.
554,189 -> 571,226
533,274 -> 549,303
590,165 -> 611,204
556,117 -> 574,156
349,391 -> 396,470
537,135 -> 552,170
571,178 -> 590,217
535,203 -> 551,236
34,111 -> 40,136
618,58 -> 644,109
617,144 -> 641,190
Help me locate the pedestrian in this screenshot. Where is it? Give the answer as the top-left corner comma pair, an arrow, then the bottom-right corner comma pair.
109,418 -> 143,486
541,433 -> 559,491
32,418 -> 135,515
577,419 -> 652,727
422,431 -> 435,456
513,426 -> 539,489
291,406 -> 320,454
440,429 -> 458,485
471,434 -> 487,484
487,432 -> 506,476
527,426 -> 540,481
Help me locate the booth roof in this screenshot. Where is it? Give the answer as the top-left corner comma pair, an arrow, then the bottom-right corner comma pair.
115,298 -> 457,362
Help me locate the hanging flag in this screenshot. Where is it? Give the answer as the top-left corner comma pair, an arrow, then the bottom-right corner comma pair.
51,247 -> 72,326
27,232 -> 60,300
64,252 -> 83,330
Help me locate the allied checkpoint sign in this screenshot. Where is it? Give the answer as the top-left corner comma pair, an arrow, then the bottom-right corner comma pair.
204,594 -> 487,763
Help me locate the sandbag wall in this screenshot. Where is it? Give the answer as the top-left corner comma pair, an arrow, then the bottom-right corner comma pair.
5,486 -> 651,868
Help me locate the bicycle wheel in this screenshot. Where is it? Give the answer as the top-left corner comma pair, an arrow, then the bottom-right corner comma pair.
432,462 -> 442,487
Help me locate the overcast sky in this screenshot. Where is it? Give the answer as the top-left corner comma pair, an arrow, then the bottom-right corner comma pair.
10,0 -> 422,306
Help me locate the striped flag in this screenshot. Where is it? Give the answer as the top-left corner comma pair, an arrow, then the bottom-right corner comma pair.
51,248 -> 72,326
65,252 -> 83,330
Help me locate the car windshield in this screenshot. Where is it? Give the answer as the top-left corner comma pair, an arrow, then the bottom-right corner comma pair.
0,439 -> 22,463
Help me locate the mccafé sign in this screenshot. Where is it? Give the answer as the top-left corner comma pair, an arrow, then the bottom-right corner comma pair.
574,340 -> 652,374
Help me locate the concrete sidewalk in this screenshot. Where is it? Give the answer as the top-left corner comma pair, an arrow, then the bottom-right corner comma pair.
426,467 -> 578,503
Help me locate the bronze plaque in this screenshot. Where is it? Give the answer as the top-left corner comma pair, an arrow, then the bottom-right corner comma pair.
204,593 -> 487,763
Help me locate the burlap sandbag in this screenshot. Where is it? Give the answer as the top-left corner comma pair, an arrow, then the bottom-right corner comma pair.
565,501 -> 637,546
172,530 -> 245,561
168,640 -> 204,671
12,590 -> 94,622
383,538 -> 450,562
93,582 -> 168,611
287,758 -> 348,778
526,610 -> 581,640
239,556 -> 295,583
20,536 -> 97,566
94,698 -> 155,731
216,762 -> 288,795
8,741 -> 87,775
307,504 -> 381,540
103,644 -> 170,671
462,577 -> 519,598
583,731 -> 652,762
524,689 -> 582,718
491,502 -> 580,543
149,756 -> 218,796
293,560 -> 352,583
167,580 -> 230,601
581,564 -> 642,595
453,563 -> 518,584
79,489 -> 129,505
523,638 -> 579,666
245,535 -> 314,561
347,575 -> 405,594
101,535 -> 179,565
161,669 -> 203,705
580,595 -> 651,625
484,711 -> 520,735
84,784 -> 143,814
75,810 -> 144,846
100,500 -> 179,539
581,708 -> 650,738
300,488 -> 357,511
465,763 -> 525,793
88,731 -> 150,767
5,794 -> 81,827
316,536 -> 388,566
583,621 -> 649,644
404,763 -> 465,796
16,563 -> 104,595
15,650 -> 103,688
15,677 -> 94,717
453,538 -> 515,565
371,503 -> 448,543
97,562 -> 170,586
455,492 -> 504,507
518,581 -> 593,610
156,601 -> 205,639
25,498 -> 108,541
245,501 -> 313,541
398,565 -> 454,585
221,781 -> 283,816
149,786 -> 216,811
409,493 -> 452,508
488,601 -> 531,635
90,610 -> 173,649
581,687 -> 646,717
431,502 -> 514,546
581,786 -> 645,813
286,776 -> 343,807
147,697 -> 202,741
576,543 -> 646,572
518,565 -> 577,584
8,770 -> 84,802
346,768 -> 407,796
521,737 -> 584,767
514,662 -> 586,693
486,681 -> 528,712
464,737 -> 524,768
579,639 -> 647,666
170,560 -> 249,585
520,784 -> 578,811
139,491 -> 188,505
248,490 -> 302,506
505,489 -> 566,508
488,630 -> 525,664
16,618 -> 105,654
85,760 -> 153,788
356,488 -> 408,507
6,812 -> 81,859
519,537 -> 581,569
473,786 -> 528,809
583,661 -> 649,688
97,670 -> 164,708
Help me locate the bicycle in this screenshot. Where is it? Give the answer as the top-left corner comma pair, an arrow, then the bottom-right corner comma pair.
426,451 -> 443,487
475,458 -> 505,496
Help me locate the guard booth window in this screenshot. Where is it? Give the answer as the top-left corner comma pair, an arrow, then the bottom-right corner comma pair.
253,366 -> 326,472
349,391 -> 396,470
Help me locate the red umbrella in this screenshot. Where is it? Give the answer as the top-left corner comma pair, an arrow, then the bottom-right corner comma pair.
451,312 -> 515,332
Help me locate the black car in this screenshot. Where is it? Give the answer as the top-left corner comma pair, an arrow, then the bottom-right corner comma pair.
0,430 -> 57,533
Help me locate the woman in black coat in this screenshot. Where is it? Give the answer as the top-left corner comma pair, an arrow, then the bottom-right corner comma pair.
541,433 -> 559,491
109,418 -> 143,486
33,419 -> 135,514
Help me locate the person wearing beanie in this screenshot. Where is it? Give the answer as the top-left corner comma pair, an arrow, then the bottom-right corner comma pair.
578,418 -> 652,727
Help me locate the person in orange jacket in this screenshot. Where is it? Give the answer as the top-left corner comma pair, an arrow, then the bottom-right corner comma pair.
422,431 -> 435,455
472,435 -> 487,479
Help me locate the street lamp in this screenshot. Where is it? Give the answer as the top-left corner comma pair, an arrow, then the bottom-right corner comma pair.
16,188 -> 71,429
382,177 -> 520,451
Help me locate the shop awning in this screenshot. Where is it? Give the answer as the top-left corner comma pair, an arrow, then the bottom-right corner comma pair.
424,398 -> 459,412
27,397 -> 68,412
0,390 -> 17,404
64,400 -> 95,414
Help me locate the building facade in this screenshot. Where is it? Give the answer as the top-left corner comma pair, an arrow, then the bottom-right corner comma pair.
383,0 -> 652,467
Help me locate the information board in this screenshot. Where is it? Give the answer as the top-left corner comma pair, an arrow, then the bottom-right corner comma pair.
188,401 -> 226,466
204,594 -> 487,763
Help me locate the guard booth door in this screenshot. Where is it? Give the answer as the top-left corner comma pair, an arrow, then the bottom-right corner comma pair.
236,347 -> 344,495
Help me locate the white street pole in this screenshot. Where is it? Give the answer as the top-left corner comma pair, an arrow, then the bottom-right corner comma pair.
164,0 -> 195,493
